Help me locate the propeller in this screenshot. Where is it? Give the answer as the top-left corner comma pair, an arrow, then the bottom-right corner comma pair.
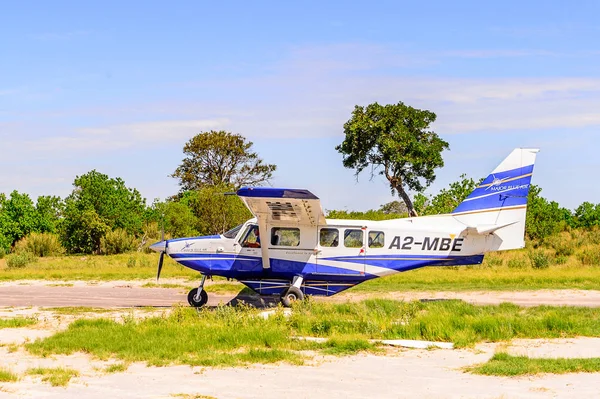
156,211 -> 166,281
156,250 -> 165,281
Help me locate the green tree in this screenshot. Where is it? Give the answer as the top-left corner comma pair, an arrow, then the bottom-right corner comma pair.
0,191 -> 38,248
184,185 -> 252,235
34,196 -> 64,233
525,185 -> 572,240
575,201 -> 600,228
61,170 -> 146,253
326,209 -> 403,221
422,174 -> 481,215
172,130 -> 276,191
336,102 -> 449,217
379,200 -> 408,215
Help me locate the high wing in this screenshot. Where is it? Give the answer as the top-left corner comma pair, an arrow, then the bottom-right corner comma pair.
237,187 -> 326,227
236,187 -> 326,269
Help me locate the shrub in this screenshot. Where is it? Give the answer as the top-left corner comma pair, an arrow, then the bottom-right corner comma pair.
577,248 -> 600,266
555,255 -> 568,265
6,252 -> 37,269
507,258 -> 527,269
100,229 -> 137,255
529,251 -> 550,269
545,235 -> 575,257
484,257 -> 503,268
14,233 -> 64,257
0,247 -> 5,259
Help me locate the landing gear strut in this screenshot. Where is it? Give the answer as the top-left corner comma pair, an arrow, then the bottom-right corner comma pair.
187,275 -> 208,308
280,276 -> 304,307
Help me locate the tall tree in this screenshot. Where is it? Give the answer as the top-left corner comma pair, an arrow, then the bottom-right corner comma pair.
172,130 -> 276,191
61,170 -> 146,253
336,102 -> 449,216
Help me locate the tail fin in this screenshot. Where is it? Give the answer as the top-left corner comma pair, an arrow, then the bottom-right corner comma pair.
452,148 -> 539,251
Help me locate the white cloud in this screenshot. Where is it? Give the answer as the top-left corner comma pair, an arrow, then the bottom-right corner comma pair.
21,118 -> 229,153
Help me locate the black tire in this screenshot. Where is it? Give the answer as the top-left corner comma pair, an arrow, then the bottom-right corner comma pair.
187,288 -> 208,308
280,286 -> 304,307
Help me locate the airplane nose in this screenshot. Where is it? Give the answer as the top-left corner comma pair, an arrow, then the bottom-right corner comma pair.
149,241 -> 167,253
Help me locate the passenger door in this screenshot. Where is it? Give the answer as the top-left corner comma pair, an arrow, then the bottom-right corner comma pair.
232,224 -> 263,273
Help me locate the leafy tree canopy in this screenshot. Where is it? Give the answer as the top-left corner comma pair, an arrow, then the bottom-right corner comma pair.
336,102 -> 449,216
172,130 -> 276,191
61,170 -> 146,253
418,174 -> 481,216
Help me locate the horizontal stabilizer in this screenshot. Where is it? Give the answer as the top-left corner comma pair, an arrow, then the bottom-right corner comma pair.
465,221 -> 519,235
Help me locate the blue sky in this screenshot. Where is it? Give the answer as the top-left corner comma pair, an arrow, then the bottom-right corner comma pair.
1,1 -> 600,212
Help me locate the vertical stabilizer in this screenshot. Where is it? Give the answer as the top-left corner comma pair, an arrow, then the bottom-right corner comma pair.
452,148 -> 539,251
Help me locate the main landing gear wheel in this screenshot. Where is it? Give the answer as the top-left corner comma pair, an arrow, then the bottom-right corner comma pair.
187,288 -> 208,308
280,286 -> 304,307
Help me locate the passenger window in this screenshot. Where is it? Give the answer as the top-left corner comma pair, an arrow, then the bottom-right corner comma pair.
319,228 -> 339,247
271,227 -> 300,247
369,231 -> 385,248
344,229 -> 363,248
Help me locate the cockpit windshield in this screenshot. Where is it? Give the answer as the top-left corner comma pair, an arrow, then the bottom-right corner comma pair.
223,224 -> 243,239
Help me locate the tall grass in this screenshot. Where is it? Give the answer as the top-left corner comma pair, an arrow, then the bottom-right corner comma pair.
100,229 -> 137,255
5,252 -> 37,269
14,232 -> 64,257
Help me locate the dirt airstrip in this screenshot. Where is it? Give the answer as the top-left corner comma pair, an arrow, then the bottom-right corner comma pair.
1,282 -> 600,398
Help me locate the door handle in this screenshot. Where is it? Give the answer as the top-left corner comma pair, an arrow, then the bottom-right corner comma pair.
216,247 -> 224,253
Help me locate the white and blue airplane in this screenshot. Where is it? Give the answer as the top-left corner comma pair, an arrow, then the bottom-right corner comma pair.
151,148 -> 538,307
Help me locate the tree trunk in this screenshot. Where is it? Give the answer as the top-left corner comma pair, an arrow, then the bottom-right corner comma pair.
396,185 -> 418,217
384,165 -> 418,217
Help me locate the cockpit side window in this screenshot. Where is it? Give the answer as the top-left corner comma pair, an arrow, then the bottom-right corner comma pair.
240,225 -> 261,248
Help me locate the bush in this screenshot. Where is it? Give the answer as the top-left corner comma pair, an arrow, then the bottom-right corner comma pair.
100,229 -> 137,255
6,252 -> 37,269
555,255 -> 568,265
529,251 -> 550,269
14,233 -> 64,257
577,248 -> 600,266
507,258 -> 527,269
0,247 -> 5,259
484,257 -> 503,268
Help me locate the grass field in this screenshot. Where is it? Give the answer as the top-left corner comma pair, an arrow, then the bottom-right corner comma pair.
25,299 -> 600,367
2,231 -> 600,293
468,352 -> 600,376
0,317 -> 37,329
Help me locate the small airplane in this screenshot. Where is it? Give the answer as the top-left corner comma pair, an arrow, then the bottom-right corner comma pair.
151,148 -> 538,307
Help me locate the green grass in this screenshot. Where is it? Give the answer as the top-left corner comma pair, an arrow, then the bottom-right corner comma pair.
45,307 -> 117,315
0,368 -> 18,382
0,253 -> 197,281
468,352 -> 600,376
103,362 -> 128,373
27,367 -> 79,387
26,300 -> 600,367
0,317 -> 37,329
2,249 -> 600,293
353,264 -> 600,292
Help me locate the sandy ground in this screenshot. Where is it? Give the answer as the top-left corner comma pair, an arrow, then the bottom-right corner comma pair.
2,285 -> 600,398
1,280 -> 600,308
1,322 -> 600,399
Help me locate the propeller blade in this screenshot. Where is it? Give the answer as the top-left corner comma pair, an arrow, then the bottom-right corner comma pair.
157,251 -> 165,281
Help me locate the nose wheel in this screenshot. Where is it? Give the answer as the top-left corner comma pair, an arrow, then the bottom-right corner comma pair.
187,275 -> 209,308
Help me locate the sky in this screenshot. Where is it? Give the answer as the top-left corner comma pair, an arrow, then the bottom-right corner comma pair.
1,1 -> 599,212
